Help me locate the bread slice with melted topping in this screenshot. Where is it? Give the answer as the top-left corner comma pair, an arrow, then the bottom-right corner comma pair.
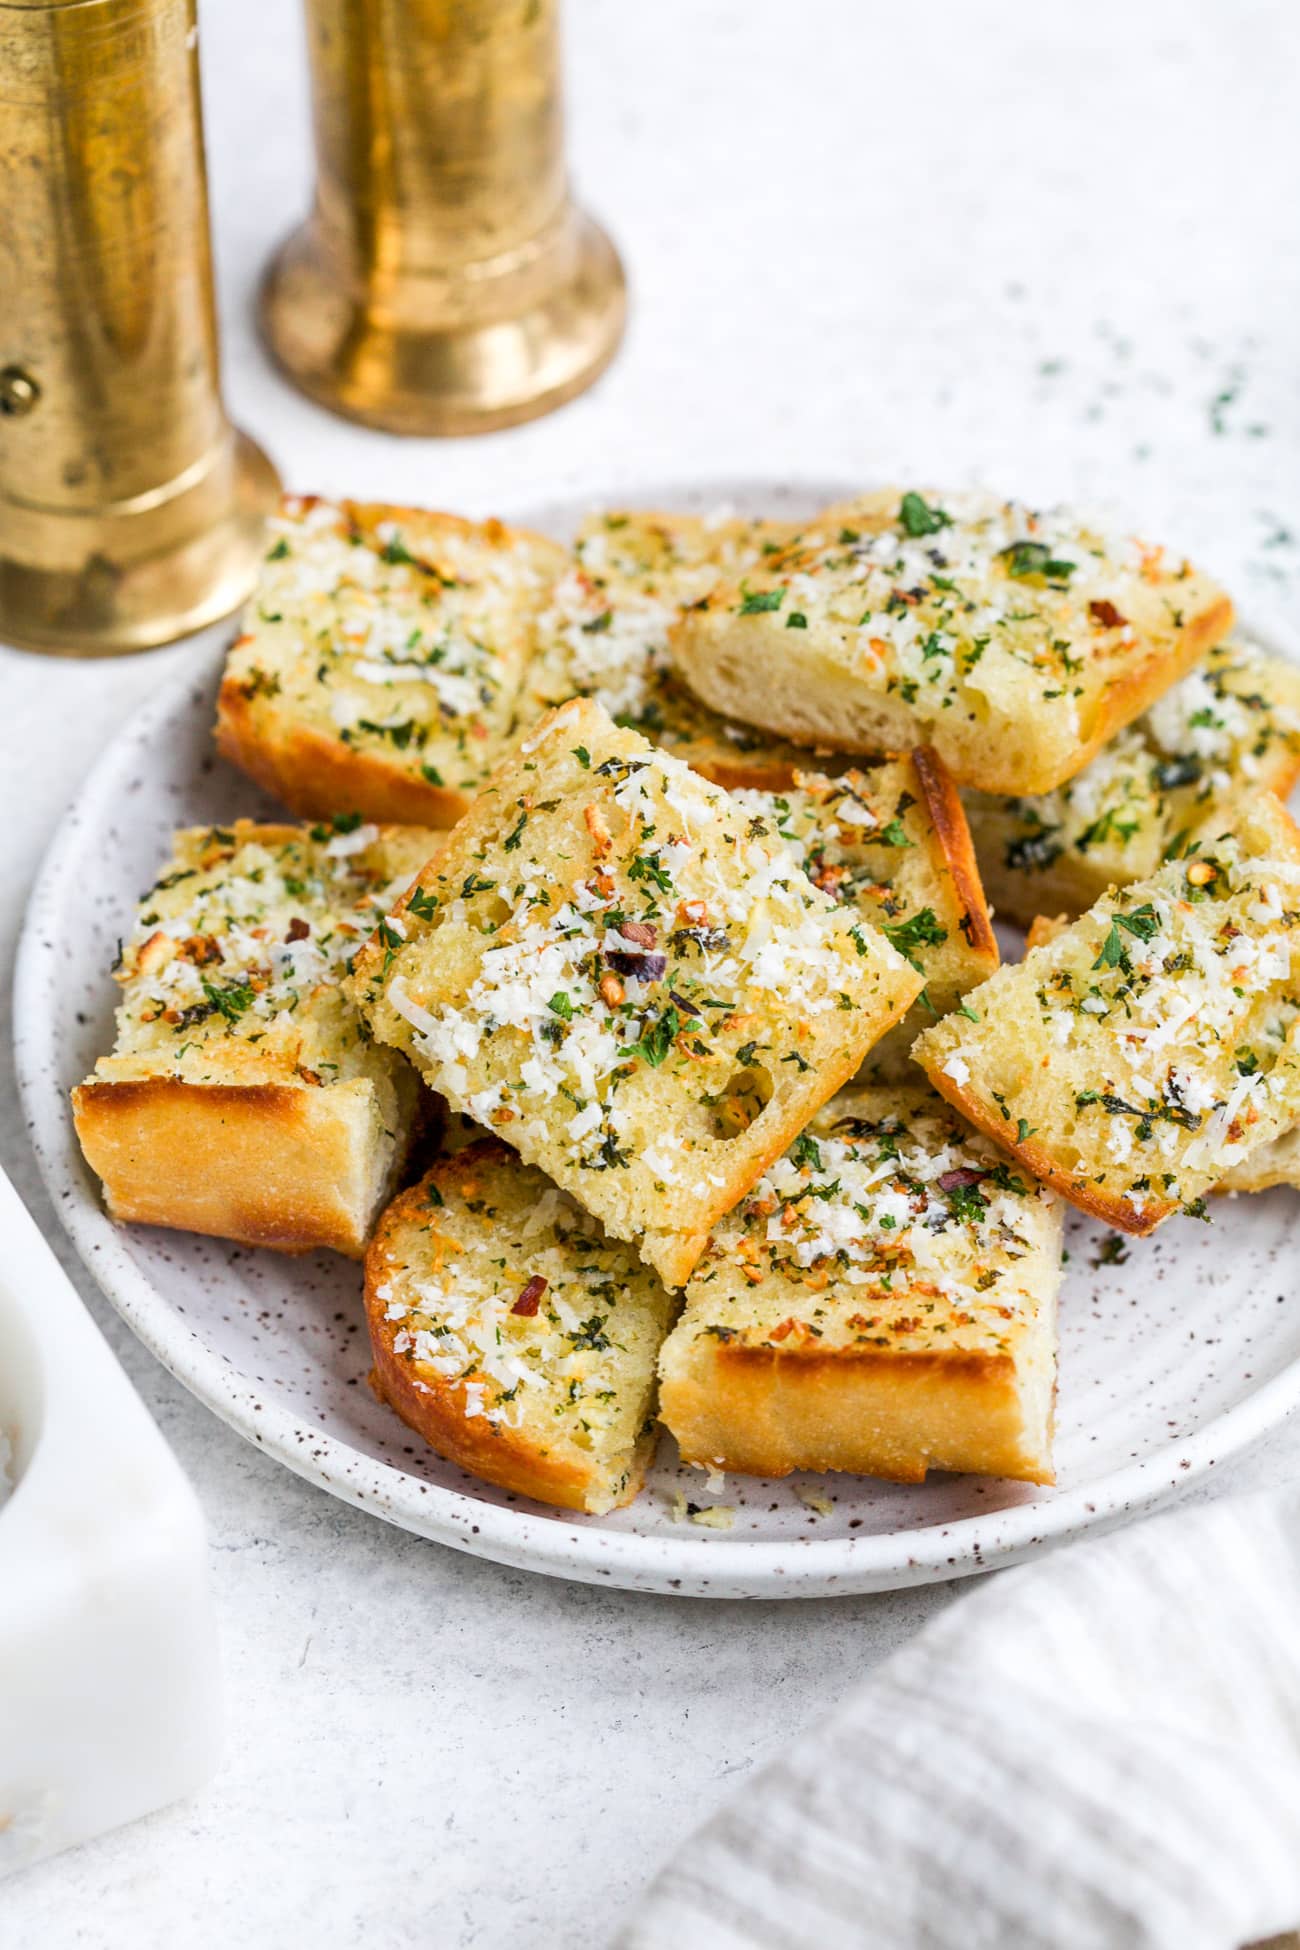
366,1141 -> 677,1513
217,495 -> 567,826
965,637 -> 1300,927
657,1082 -> 1063,1483
732,748 -> 998,1072
670,487 -> 1233,797
349,696 -> 922,1289
1025,907 -> 1300,1202
915,792 -> 1300,1233
72,819 -> 436,1255
517,508 -> 812,788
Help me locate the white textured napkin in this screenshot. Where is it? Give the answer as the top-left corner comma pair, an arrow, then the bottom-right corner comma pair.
616,1488 -> 1300,1950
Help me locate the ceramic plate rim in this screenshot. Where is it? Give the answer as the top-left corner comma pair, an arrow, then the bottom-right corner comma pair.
14,488 -> 1300,1597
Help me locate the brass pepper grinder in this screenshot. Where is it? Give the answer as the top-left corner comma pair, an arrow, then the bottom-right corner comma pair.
0,0 -> 279,657
260,0 -> 626,435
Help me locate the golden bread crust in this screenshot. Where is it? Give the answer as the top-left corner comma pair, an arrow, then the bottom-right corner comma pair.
73,1075 -> 420,1256
1077,599 -> 1231,777
367,1349 -> 626,1513
663,1344 -> 1048,1484
912,745 -> 999,970
216,662 -> 480,825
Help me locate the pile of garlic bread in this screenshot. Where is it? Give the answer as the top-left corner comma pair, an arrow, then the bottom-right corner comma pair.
74,488 -> 1300,1514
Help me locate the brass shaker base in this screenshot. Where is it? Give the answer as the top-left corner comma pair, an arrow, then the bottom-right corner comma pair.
0,432 -> 281,660
260,210 -> 626,437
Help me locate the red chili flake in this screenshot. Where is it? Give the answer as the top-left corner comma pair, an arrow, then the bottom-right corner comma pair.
936,1167 -> 986,1193
286,917 -> 311,941
620,919 -> 658,948
511,1275 -> 548,1317
1088,599 -> 1127,629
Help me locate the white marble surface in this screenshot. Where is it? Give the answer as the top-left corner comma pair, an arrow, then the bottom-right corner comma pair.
3,0 -> 1299,1942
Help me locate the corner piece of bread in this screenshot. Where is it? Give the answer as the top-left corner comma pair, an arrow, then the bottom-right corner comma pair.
216,495 -> 567,826
965,637 -> 1300,927
915,791 -> 1300,1234
657,1082 -> 1063,1484
1025,911 -> 1300,1201
349,697 -> 922,1290
366,1141 -> 677,1514
516,507 -> 814,789
1218,1125 -> 1300,1195
72,819 -> 437,1255
670,487 -> 1233,796
732,748 -> 999,1072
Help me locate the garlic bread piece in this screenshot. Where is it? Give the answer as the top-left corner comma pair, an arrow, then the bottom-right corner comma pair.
732,749 -> 998,1072
658,1083 -> 1063,1484
367,1142 -> 676,1514
1026,908 -> 1300,1199
518,508 -> 811,787
916,792 -> 1300,1233
966,638 -> 1300,926
671,487 -> 1232,796
73,819 -> 435,1255
350,697 -> 922,1289
217,495 -> 567,825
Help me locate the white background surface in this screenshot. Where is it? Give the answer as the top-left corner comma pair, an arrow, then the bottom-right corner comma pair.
3,1 -> 1299,1943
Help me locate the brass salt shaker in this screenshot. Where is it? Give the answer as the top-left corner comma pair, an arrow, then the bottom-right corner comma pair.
260,0 -> 626,435
0,0 -> 279,657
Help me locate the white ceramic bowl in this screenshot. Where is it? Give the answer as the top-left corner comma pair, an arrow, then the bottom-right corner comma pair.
0,1166 -> 220,1875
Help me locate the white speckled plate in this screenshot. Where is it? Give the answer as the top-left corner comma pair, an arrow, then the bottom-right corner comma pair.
15,482 -> 1300,1597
